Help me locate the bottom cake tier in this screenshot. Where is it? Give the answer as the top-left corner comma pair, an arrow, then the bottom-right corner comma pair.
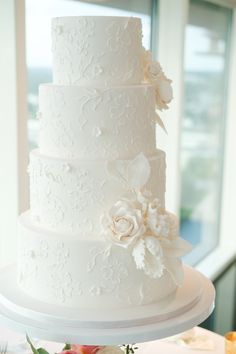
18,212 -> 178,310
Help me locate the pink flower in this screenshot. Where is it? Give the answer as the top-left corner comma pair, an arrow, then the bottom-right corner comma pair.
59,351 -> 78,354
71,345 -> 102,354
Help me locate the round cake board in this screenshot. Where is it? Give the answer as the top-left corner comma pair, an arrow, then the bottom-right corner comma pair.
0,265 -> 215,345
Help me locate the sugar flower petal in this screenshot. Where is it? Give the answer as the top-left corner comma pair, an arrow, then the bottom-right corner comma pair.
127,153 -> 151,190
154,112 -> 168,133
162,237 -> 193,258
107,153 -> 151,191
132,236 -> 165,278
132,238 -> 146,270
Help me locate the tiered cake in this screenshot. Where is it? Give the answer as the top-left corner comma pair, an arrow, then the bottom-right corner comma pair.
18,16 -> 191,310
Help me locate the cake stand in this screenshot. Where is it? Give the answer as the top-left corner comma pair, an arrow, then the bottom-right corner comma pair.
0,265 -> 215,345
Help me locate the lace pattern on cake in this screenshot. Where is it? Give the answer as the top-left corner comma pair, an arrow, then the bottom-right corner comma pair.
29,154 -> 107,234
52,17 -> 142,85
39,85 -> 156,159
28,150 -> 166,235
19,236 -> 161,306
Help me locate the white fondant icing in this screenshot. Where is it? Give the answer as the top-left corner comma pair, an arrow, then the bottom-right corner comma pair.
18,212 -> 177,309
28,149 -> 166,236
52,17 -> 143,86
17,16 -> 189,312
38,84 -> 156,159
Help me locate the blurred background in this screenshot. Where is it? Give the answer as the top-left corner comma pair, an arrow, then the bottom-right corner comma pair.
0,0 -> 235,336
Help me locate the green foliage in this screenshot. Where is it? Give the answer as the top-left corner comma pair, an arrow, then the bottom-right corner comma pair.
38,349 -> 51,354
26,335 -> 50,354
63,344 -> 71,350
121,344 -> 138,354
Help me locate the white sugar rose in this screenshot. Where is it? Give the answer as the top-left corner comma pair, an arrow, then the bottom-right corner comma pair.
155,76 -> 173,110
102,200 -> 146,248
142,48 -> 173,111
98,346 -> 124,354
145,61 -> 163,82
102,152 -> 192,283
146,198 -> 169,238
148,213 -> 170,238
142,48 -> 152,74
167,212 -> 179,238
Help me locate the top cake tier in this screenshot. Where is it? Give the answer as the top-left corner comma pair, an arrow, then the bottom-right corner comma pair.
52,16 -> 143,86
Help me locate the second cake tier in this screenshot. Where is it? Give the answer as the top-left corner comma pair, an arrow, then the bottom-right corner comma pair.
29,149 -> 166,236
38,83 -> 157,159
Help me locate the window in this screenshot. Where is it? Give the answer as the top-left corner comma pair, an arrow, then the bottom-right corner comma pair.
180,0 -> 232,264
25,0 -> 154,149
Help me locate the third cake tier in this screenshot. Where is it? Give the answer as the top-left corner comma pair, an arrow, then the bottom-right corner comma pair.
29,149 -> 166,235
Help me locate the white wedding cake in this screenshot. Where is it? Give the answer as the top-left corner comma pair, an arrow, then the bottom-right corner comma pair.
17,16 -> 191,311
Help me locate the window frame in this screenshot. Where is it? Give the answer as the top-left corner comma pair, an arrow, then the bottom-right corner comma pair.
0,0 -> 28,267
157,0 -> 236,279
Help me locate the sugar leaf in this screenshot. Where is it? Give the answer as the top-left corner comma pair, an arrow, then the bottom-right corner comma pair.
154,112 -> 168,133
127,153 -> 151,190
132,238 -> 146,270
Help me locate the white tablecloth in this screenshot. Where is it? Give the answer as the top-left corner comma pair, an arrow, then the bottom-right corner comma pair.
0,325 -> 224,353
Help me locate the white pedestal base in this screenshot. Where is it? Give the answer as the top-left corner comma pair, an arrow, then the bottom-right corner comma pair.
0,265 -> 215,344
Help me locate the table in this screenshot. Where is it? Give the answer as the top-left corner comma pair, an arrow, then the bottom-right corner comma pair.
0,325 -> 224,354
